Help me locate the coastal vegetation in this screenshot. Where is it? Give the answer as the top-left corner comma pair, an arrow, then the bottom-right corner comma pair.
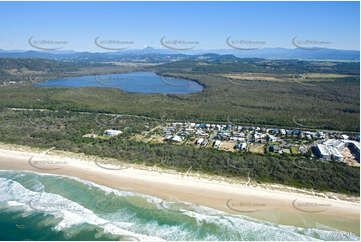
0,76 -> 359,132
0,57 -> 359,132
0,56 -> 359,195
0,109 -> 359,195
0,58 -> 139,85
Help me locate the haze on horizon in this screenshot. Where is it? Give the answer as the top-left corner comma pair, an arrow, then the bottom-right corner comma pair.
0,1 -> 360,52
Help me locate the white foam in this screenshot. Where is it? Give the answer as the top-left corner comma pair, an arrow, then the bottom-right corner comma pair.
0,170 -> 359,241
0,176 -> 163,241
7,201 -> 26,207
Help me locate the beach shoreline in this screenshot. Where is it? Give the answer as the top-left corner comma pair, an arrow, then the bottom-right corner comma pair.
0,142 -> 359,235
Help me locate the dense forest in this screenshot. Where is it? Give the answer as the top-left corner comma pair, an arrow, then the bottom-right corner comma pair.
0,72 -> 359,131
0,109 -> 359,195
151,57 -> 361,75
0,58 -> 138,85
0,56 -> 359,195
0,57 -> 359,131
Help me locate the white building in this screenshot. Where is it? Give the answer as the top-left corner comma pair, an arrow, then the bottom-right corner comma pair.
213,140 -> 221,148
254,133 -> 266,140
315,144 -> 331,160
314,142 -> 344,161
232,132 -> 245,137
267,134 -> 277,142
169,135 -> 182,142
171,122 -> 183,127
230,137 -> 245,142
196,138 -> 204,145
328,146 -> 344,161
341,134 -> 349,140
195,130 -> 208,136
324,139 -> 345,150
317,131 -> 325,138
104,130 -> 123,136
201,139 -> 208,146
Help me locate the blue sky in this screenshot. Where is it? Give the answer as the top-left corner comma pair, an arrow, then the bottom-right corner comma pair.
1,1 -> 359,51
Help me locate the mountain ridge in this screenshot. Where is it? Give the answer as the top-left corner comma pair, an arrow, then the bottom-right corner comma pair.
0,47 -> 359,61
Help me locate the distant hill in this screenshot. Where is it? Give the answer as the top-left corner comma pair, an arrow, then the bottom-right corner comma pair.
228,48 -> 360,61
0,47 -> 359,61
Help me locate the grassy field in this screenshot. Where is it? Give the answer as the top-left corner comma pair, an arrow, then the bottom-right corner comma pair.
249,144 -> 265,154
217,72 -> 356,83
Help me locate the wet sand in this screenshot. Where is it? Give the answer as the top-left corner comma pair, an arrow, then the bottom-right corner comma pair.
0,147 -> 359,235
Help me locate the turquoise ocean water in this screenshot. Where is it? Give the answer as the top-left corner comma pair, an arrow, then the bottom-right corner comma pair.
0,170 -> 359,241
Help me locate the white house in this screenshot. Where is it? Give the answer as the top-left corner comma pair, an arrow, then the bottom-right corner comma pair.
213,140 -> 221,148
172,135 -> 183,142
196,138 -> 204,145
171,122 -> 183,127
341,134 -> 349,140
165,135 -> 183,142
267,134 -> 277,142
317,131 -> 325,138
104,130 -> 123,136
254,133 -> 266,140
195,130 -> 208,136
230,137 -> 245,142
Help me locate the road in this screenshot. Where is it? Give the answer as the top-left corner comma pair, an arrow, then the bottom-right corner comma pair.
6,107 -> 356,134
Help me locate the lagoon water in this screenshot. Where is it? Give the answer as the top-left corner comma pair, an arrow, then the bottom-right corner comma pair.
0,170 -> 359,241
35,72 -> 203,94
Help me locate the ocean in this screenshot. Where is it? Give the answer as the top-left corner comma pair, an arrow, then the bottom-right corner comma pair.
0,170 -> 359,241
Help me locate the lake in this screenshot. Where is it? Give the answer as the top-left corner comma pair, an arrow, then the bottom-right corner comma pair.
35,72 -> 203,94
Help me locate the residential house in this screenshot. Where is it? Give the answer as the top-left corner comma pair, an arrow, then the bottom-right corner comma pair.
104,130 -> 123,136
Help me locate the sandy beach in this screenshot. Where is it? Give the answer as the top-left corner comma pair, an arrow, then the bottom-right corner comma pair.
0,143 -> 359,235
